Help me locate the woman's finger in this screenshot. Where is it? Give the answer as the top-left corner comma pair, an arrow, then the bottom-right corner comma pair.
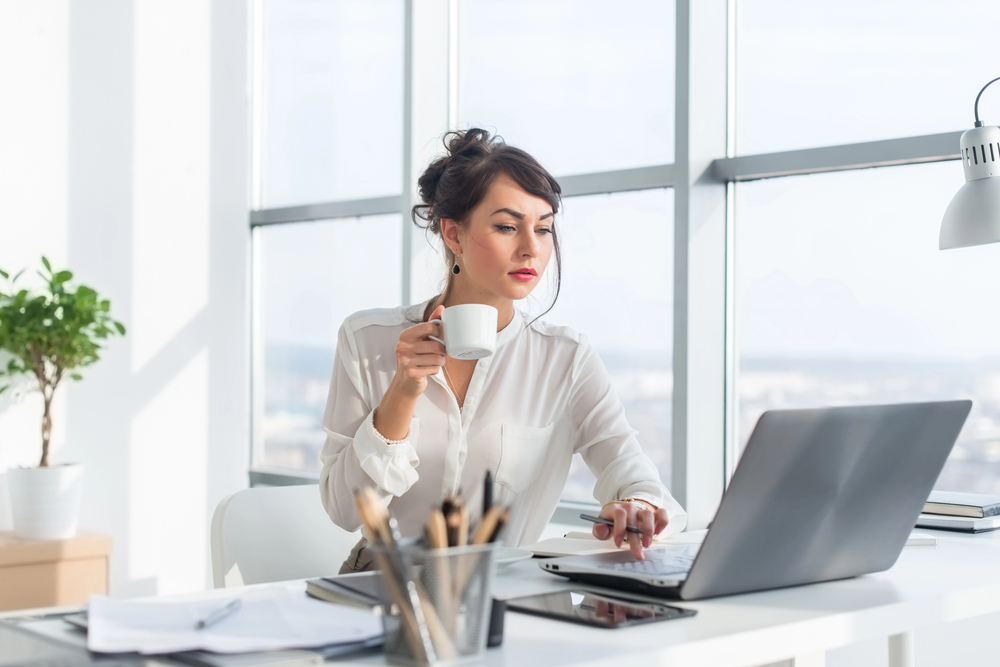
408,340 -> 447,356
400,321 -> 443,342
592,522 -> 611,540
627,528 -> 644,560
653,508 -> 670,535
406,353 -> 447,368
404,365 -> 445,379
636,509 -> 654,549
610,506 -> 628,548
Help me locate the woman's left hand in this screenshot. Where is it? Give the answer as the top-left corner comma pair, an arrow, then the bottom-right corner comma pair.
591,501 -> 670,560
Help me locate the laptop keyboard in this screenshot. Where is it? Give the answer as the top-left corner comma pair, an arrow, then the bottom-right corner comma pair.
597,552 -> 695,578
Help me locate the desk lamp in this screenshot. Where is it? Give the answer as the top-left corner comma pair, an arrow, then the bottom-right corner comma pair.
940,76 -> 1000,249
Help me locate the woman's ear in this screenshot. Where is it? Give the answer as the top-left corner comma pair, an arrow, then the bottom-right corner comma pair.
441,218 -> 461,254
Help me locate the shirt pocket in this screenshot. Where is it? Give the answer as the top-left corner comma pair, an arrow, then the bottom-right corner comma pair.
495,422 -> 555,493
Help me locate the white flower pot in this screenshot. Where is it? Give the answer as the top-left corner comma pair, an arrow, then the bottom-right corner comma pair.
8,463 -> 84,540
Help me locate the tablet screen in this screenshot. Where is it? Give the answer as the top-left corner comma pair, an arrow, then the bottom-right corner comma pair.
506,590 -> 695,628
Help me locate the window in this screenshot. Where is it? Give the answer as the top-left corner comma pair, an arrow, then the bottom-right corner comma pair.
735,0 -> 1000,155
259,0 -> 403,208
735,162 -> 999,492
540,189 -> 674,501
459,0 -> 675,175
251,1 -> 683,496
254,215 -> 402,472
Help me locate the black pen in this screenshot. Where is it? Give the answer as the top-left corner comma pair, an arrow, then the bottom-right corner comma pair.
483,470 -> 493,517
580,513 -> 643,534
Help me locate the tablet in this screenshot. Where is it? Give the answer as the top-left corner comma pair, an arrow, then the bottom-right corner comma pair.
505,590 -> 695,628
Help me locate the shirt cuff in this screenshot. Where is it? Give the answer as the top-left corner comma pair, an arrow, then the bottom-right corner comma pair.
352,411 -> 420,497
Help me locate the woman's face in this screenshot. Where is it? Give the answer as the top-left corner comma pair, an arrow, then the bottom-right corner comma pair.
444,173 -> 555,306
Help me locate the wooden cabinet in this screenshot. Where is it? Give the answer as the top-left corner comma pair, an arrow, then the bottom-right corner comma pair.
0,531 -> 112,611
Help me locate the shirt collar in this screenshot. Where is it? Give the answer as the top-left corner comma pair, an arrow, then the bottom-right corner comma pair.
496,305 -> 523,350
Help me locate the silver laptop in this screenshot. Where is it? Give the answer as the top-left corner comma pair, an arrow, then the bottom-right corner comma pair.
542,400 -> 972,600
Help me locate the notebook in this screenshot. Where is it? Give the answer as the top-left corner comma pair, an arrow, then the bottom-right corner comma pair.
923,491 -> 1000,518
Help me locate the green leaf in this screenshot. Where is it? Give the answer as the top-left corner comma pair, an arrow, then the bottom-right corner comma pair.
70,373 -> 82,381
41,256 -> 51,272
0,385 -> 8,396
0,269 -> 7,279
114,322 -> 126,335
54,271 -> 73,283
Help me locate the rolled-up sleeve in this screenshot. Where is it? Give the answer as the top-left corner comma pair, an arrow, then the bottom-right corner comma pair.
568,336 -> 688,535
318,321 -> 421,531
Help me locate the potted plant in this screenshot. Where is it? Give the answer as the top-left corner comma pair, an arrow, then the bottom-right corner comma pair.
0,257 -> 124,540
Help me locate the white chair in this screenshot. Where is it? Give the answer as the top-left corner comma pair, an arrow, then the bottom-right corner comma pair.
210,484 -> 361,588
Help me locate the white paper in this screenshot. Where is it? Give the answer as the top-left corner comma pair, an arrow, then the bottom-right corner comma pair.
524,528 -> 708,557
87,587 -> 382,655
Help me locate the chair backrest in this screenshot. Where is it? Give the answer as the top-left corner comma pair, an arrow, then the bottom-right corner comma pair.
210,484 -> 360,588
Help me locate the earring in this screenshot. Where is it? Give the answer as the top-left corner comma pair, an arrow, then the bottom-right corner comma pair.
452,255 -> 461,275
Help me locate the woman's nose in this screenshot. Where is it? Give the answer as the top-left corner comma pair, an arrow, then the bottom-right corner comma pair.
519,230 -> 539,257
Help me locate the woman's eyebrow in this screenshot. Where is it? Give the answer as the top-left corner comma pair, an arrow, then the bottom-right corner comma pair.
491,207 -> 555,220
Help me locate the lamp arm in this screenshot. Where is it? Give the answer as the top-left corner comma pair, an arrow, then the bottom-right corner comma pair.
974,76 -> 1000,127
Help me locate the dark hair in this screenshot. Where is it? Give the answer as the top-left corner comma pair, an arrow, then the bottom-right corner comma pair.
411,128 -> 563,320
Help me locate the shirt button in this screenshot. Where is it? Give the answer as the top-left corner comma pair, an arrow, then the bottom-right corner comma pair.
392,316 -> 400,323
479,361 -> 488,368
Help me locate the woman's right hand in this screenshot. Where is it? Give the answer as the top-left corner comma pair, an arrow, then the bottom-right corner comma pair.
390,304 -> 447,398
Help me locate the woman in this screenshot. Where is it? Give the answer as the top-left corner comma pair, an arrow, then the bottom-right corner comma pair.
319,128 -> 686,573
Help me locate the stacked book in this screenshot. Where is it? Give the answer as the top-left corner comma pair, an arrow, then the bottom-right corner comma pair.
916,491 -> 1000,533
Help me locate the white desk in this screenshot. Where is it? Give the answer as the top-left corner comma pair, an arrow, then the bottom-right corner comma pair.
8,529 -> 1000,667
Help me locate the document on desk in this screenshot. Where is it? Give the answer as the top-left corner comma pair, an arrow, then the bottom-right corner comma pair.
87,587 -> 382,655
525,529 -> 707,558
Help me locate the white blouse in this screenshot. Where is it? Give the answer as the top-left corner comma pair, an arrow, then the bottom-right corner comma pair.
318,301 -> 687,547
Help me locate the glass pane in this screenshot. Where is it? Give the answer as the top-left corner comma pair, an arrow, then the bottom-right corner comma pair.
459,0 -> 675,176
735,161 -> 1000,493
528,189 -> 674,502
736,1 -> 1000,155
260,0 -> 403,208
258,215 -> 402,472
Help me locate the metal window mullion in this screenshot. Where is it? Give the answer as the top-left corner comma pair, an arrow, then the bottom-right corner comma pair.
557,164 -> 678,198
249,195 -> 403,226
250,227 -> 265,469
248,165 -> 682,229
712,131 -> 963,183
401,0 -> 414,307
672,0 -> 692,512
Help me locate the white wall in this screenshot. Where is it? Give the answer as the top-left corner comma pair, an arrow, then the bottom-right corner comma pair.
0,0 -> 249,597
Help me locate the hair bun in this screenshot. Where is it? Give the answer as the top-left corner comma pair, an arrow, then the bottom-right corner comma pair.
415,129 -> 499,223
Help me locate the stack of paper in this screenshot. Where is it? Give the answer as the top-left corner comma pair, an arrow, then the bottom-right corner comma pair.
88,587 -> 382,655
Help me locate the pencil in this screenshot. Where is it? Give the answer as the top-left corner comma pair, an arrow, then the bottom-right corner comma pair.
471,505 -> 505,546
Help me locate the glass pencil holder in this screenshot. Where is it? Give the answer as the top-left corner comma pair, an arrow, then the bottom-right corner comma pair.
370,542 -> 498,667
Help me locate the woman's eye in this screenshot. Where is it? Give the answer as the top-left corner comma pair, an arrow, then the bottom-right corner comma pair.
536,227 -> 553,235
494,225 -> 516,233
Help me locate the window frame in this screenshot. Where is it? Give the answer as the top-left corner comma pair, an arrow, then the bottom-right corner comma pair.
246,0 -> 969,531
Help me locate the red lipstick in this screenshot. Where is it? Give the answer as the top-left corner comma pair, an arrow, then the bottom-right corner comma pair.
509,268 -> 537,281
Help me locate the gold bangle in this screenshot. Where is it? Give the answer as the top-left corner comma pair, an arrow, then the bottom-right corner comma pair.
602,498 -> 658,512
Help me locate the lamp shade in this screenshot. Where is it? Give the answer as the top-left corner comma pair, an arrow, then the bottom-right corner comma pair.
940,125 -> 1000,249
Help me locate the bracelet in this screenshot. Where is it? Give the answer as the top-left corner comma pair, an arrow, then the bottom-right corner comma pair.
603,497 -> 658,512
372,411 -> 411,446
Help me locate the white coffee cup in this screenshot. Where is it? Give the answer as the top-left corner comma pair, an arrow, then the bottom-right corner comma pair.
429,304 -> 498,360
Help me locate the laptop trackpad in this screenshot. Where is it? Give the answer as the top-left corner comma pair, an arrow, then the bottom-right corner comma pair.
592,544 -> 699,578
